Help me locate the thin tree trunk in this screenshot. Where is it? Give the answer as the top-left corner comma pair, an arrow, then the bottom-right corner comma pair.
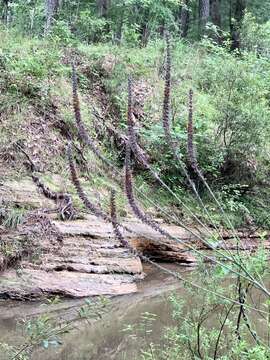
210,0 -> 222,43
1,0 -> 9,25
114,14 -> 123,44
210,0 -> 221,27
230,0 -> 246,50
140,23 -> 151,47
44,0 -> 60,35
96,0 -> 110,17
199,0 -> 210,36
138,6 -> 151,47
179,0 -> 190,38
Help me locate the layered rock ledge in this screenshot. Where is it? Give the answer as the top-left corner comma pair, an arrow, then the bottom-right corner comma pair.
0,180 -> 269,300
0,213 -> 196,300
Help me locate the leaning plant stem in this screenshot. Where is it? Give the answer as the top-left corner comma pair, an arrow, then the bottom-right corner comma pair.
161,33 -> 248,266
213,303 -> 235,360
197,308 -> 204,359
74,63 -> 215,240
160,46 -> 266,290
128,76 -> 213,238
131,131 -> 258,282
126,136 -> 266,296
67,143 -> 111,222
110,189 -> 132,250
125,106 -> 253,272
140,256 -> 270,316
124,144 -> 270,296
162,34 -> 223,235
67,143 -> 133,234
109,183 -> 270,317
186,88 -> 246,253
236,279 -> 260,344
164,68 -> 240,259
187,122 -> 268,292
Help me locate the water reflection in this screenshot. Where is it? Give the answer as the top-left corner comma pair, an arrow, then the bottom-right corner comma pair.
1,263 -> 268,360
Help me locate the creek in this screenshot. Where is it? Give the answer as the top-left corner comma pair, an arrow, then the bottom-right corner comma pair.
0,263 -> 267,360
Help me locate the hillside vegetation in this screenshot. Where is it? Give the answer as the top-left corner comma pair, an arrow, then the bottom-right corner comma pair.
0,23 -> 270,228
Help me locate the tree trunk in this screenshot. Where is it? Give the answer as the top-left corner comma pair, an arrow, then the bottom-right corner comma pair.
179,0 -> 190,38
138,6 -> 151,47
44,0 -> 60,35
96,0 -> 110,17
230,0 -> 246,50
210,0 -> 221,27
114,15 -> 123,44
140,23 -> 151,47
1,0 -> 9,25
199,0 -> 210,36
210,0 -> 222,43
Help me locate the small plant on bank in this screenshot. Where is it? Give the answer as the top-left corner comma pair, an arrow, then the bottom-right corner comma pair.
0,204 -> 26,230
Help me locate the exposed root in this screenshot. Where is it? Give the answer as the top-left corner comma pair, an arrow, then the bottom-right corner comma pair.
31,174 -> 76,221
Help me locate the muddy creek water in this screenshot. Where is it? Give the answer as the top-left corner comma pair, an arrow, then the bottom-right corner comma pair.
0,263 -> 268,360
